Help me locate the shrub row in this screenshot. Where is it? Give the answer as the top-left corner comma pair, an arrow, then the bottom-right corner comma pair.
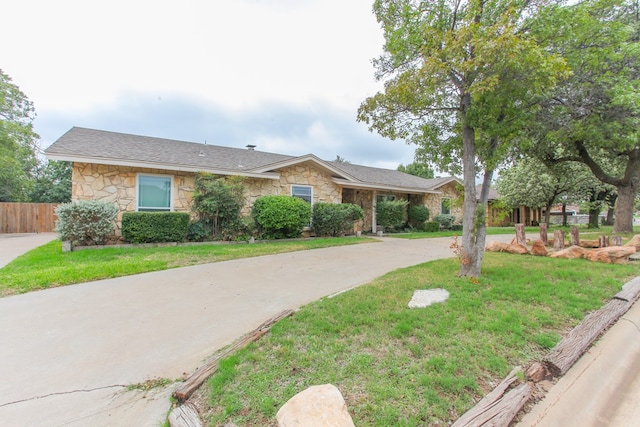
121,212 -> 190,243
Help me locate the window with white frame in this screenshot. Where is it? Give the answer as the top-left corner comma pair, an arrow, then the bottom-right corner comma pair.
291,185 -> 312,204
137,174 -> 172,211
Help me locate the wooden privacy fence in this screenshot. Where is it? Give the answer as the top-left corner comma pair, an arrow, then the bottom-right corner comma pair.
0,203 -> 58,233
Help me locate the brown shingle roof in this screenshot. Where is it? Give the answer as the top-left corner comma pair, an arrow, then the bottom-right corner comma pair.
46,127 -> 458,193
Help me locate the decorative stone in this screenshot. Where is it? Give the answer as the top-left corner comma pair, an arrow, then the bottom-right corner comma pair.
276,384 -> 355,427
408,288 -> 450,308
624,235 -> 640,251
486,241 -> 509,252
550,246 -> 587,259
485,241 -> 528,255
530,239 -> 548,257
584,246 -> 636,264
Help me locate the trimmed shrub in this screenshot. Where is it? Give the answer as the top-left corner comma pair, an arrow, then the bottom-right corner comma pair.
424,221 -> 440,232
376,199 -> 409,230
55,200 -> 118,246
408,205 -> 430,229
434,214 -> 456,230
252,195 -> 311,239
312,203 -> 364,237
121,212 -> 190,243
187,219 -> 213,242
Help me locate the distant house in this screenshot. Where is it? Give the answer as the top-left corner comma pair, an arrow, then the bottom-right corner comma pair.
45,127 -> 462,237
476,185 -> 543,226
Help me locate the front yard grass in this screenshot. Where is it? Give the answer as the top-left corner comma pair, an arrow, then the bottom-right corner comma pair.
0,237 -> 375,296
200,253 -> 639,426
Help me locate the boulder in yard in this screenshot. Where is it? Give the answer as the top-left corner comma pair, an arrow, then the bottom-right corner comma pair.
624,235 -> 640,251
579,239 -> 601,248
584,246 -> 636,264
550,246 -> 587,260
486,241 -> 529,254
486,241 -> 509,252
277,384 -> 355,427
530,240 -> 548,257
506,243 -> 529,255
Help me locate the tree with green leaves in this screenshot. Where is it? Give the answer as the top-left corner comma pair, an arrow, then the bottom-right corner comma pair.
397,162 -> 434,179
0,69 -> 39,201
29,160 -> 72,203
191,174 -> 246,238
524,0 -> 640,233
496,158 -> 610,226
358,0 -> 566,277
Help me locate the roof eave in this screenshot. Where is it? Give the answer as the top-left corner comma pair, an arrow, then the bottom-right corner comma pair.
332,178 -> 441,194
250,154 -> 360,182
46,153 -> 281,180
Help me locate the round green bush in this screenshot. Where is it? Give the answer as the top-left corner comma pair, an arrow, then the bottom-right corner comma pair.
252,196 -> 312,239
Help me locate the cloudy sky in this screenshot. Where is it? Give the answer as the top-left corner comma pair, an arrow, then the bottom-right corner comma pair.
2,0 -> 418,169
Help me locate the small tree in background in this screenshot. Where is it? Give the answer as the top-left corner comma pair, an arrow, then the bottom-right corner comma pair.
191,174 -> 245,239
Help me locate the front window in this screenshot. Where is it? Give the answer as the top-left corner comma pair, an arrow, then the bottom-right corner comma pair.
137,174 -> 172,211
291,185 -> 312,204
441,197 -> 451,215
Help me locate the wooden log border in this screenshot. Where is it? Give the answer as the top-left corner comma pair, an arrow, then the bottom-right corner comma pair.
169,309 -> 294,427
452,276 -> 640,427
166,276 -> 640,427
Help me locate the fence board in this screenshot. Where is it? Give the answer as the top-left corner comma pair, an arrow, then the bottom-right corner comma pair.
0,203 -> 58,233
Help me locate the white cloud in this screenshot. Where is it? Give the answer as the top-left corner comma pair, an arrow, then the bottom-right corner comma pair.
4,0 -> 417,170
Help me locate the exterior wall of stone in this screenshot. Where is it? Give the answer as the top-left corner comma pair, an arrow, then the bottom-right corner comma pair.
424,181 -> 462,222
72,161 -> 346,235
71,163 -> 195,235
242,164 -> 343,215
71,161 -> 459,236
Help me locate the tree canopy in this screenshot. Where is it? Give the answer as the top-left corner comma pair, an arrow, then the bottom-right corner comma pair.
397,162 -> 434,179
0,69 -> 40,201
524,0 -> 640,232
358,0 -> 566,277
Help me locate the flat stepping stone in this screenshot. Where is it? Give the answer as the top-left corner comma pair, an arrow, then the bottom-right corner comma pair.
408,288 -> 450,308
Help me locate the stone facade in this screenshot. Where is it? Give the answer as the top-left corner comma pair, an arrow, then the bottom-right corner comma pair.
243,163 -> 342,215
424,181 -> 462,222
72,163 -> 196,235
71,161 -> 456,237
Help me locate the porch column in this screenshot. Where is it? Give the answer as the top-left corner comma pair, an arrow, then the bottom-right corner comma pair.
372,190 -> 377,232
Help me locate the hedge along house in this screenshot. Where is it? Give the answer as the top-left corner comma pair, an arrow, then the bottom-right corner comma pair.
45,127 -> 462,237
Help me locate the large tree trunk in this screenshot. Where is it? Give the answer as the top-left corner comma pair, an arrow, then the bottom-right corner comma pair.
588,207 -> 600,228
544,203 -> 552,227
614,183 -> 638,233
459,121 -> 481,277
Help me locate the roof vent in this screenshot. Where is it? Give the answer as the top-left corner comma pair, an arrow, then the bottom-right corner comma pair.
199,151 -> 205,157
246,144 -> 256,150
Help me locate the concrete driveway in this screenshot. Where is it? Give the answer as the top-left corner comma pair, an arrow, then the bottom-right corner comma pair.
0,233 -> 58,268
1,235 -> 516,426
0,233 -> 637,426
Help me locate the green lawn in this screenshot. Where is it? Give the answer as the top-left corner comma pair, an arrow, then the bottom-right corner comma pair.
0,237 -> 376,296
200,253 -> 639,426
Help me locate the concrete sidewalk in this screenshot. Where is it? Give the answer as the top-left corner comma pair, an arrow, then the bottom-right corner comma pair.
2,235 -> 517,426
518,296 -> 640,427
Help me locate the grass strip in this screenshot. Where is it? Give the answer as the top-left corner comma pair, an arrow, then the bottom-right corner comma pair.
0,237 -> 375,296
201,253 -> 639,426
